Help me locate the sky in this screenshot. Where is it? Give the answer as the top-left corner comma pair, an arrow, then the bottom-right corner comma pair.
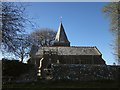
2,0 -> 119,2
20,2 -> 117,65
1,2 -> 117,65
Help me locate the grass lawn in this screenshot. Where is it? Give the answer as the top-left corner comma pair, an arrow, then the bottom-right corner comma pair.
2,80 -> 120,90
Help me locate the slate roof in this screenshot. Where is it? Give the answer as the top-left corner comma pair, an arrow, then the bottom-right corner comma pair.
36,46 -> 102,56
54,22 -> 70,43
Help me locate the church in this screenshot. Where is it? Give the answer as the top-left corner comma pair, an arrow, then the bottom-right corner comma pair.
28,22 -> 106,77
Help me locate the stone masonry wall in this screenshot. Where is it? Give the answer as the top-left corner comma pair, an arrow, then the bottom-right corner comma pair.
51,64 -> 120,81
2,60 -> 37,83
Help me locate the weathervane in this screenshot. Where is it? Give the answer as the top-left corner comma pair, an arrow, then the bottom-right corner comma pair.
60,16 -> 62,22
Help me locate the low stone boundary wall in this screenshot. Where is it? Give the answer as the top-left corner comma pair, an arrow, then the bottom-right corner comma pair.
51,64 -> 120,81
2,60 -> 37,83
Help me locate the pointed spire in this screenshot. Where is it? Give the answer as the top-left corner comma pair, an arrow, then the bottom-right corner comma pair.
54,22 -> 70,46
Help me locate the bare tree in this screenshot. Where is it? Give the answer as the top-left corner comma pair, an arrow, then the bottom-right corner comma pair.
1,2 -> 27,54
102,2 -> 120,63
30,28 -> 56,47
13,34 -> 31,62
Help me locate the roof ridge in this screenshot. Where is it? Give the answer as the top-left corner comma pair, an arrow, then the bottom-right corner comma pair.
42,46 -> 96,48
71,46 -> 96,48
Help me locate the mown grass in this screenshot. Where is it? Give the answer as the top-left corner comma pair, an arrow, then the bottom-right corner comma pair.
2,80 -> 120,90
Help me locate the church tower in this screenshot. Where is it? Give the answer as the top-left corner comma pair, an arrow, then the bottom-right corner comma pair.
54,22 -> 70,46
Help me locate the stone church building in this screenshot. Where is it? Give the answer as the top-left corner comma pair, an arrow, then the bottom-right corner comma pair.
28,22 -> 106,78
